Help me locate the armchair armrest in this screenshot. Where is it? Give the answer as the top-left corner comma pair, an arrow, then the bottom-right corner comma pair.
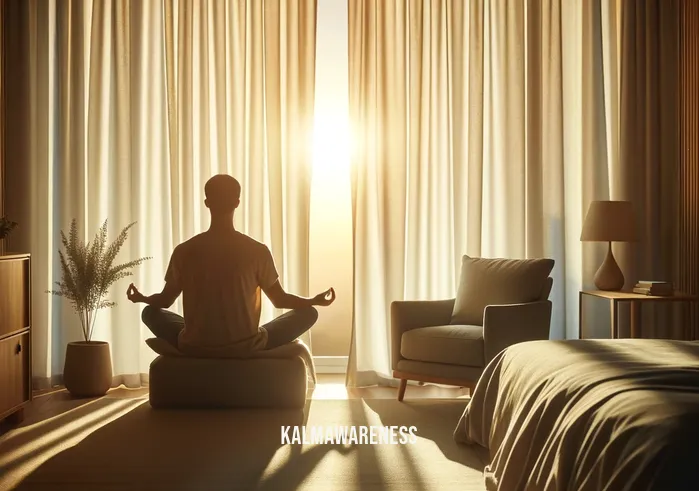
483,300 -> 552,364
390,299 -> 456,370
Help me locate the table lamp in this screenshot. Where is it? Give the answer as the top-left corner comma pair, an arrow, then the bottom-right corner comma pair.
580,200 -> 638,291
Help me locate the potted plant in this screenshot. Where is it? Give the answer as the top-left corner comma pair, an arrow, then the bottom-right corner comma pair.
0,216 -> 18,255
47,219 -> 150,397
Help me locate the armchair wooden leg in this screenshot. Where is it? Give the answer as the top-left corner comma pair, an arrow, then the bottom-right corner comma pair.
397,379 -> 408,401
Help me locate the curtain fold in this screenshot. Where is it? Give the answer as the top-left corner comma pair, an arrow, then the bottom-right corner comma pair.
4,0 -> 317,389
617,0 -> 681,339
679,0 -> 699,340
0,0 -> 4,234
347,0 -> 679,387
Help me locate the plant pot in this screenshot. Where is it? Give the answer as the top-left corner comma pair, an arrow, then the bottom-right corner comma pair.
63,341 -> 113,397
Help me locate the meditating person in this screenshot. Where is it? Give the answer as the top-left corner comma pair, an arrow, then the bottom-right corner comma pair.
126,173 -> 336,357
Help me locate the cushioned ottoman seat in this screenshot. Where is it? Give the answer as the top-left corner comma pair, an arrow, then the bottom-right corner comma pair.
146,338 -> 314,410
149,355 -> 307,409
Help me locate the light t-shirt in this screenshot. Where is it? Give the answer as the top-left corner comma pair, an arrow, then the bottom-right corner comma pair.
164,231 -> 279,357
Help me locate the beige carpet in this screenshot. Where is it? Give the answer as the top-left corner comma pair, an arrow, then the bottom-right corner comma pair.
0,396 -> 486,490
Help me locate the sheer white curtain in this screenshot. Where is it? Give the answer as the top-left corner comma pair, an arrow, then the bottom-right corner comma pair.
4,0 -> 317,389
346,0 -> 624,386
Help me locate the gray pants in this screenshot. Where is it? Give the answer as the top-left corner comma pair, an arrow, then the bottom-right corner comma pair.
141,305 -> 318,351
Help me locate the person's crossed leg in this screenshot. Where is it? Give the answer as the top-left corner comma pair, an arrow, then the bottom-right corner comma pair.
141,306 -> 184,349
261,307 -> 318,349
141,305 -> 319,351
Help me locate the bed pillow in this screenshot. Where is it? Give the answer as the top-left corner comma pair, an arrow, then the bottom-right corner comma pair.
451,255 -> 554,326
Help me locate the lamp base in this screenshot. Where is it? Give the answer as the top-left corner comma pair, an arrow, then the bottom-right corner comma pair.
594,242 -> 625,291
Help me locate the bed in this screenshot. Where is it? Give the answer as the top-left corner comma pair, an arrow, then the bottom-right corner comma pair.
453,338 -> 699,490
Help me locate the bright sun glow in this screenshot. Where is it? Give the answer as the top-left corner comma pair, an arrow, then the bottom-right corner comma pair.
311,109 -> 352,176
308,107 -> 354,356
311,383 -> 349,399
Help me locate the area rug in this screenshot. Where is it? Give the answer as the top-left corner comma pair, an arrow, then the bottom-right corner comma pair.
0,397 -> 486,490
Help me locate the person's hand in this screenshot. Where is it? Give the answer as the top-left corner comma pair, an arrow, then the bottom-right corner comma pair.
126,283 -> 146,303
312,287 -> 336,307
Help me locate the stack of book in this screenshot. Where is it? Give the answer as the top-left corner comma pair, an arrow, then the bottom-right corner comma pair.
632,281 -> 673,296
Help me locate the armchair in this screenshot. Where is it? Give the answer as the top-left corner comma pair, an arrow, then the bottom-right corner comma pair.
391,256 -> 553,401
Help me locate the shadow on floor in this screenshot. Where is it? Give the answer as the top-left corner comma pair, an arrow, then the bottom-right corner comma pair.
2,397 -> 486,491
362,398 -> 488,468
4,397 -> 316,490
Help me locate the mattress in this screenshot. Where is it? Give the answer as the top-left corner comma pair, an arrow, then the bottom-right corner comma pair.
453,338 -> 699,490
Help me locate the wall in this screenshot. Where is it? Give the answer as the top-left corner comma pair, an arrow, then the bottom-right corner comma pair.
679,0 -> 699,339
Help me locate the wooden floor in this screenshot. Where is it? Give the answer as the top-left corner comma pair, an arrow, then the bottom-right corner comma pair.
311,374 -> 471,400
0,374 -> 469,437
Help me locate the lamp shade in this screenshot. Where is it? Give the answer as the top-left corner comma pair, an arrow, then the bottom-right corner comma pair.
580,200 -> 638,242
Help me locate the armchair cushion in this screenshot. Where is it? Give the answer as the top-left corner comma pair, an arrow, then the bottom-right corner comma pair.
401,324 -> 484,368
390,299 -> 456,370
451,256 -> 555,325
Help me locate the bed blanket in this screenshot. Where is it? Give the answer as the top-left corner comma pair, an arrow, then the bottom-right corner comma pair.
454,339 -> 699,490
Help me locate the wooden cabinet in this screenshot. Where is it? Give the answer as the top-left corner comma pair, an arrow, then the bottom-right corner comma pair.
0,254 -> 31,424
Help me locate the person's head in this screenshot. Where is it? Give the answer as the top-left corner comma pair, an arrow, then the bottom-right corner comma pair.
204,174 -> 241,216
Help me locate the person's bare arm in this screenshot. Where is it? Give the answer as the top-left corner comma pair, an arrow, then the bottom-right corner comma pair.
263,280 -> 335,310
127,281 -> 181,309
128,247 -> 183,309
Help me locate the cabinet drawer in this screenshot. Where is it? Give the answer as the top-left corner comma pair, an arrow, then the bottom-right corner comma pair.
0,332 -> 30,415
0,258 -> 30,338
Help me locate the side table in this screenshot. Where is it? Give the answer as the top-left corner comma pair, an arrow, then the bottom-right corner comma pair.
579,290 -> 699,340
